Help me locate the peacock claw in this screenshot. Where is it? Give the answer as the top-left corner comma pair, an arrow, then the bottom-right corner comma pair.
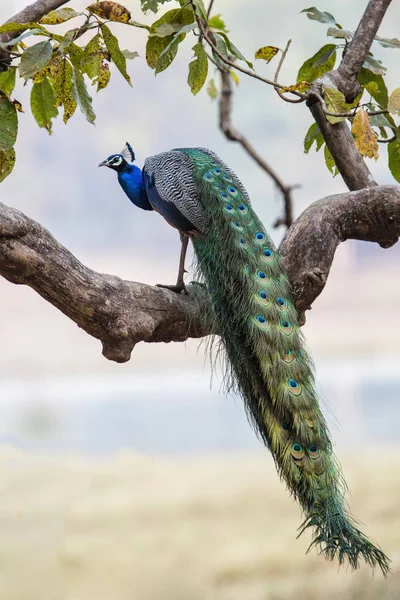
156,282 -> 188,295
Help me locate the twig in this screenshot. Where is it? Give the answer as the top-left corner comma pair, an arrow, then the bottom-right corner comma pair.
377,135 -> 396,143
219,69 -> 295,228
195,11 -> 303,98
206,0 -> 215,19
273,40 -> 304,104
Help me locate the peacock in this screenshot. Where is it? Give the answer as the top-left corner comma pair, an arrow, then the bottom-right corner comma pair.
99,143 -> 390,574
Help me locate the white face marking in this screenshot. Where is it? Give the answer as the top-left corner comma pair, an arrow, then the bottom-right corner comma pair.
111,156 -> 122,166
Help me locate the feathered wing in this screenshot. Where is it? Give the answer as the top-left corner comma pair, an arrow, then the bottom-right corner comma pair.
146,147 -> 390,574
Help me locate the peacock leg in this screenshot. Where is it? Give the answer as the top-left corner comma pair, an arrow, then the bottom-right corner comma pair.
156,233 -> 189,294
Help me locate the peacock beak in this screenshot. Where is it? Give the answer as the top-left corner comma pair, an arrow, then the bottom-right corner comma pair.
98,159 -> 109,167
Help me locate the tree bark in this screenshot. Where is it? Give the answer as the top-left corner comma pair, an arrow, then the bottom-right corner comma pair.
1,187 -> 399,360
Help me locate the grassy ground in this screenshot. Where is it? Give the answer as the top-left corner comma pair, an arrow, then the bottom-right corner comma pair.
0,446 -> 399,600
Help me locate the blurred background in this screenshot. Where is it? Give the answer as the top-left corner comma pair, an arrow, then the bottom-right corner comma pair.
0,0 -> 400,598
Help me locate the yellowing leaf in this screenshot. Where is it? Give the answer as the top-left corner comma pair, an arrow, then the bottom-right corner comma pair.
324,87 -> 347,124
188,42 -> 208,95
387,88 -> 400,116
40,8 -> 80,24
230,69 -> 239,86
207,78 -> 217,99
0,148 -> 15,182
281,81 -> 311,94
351,109 -> 379,160
53,58 -> 77,124
0,94 -> 18,151
98,62 -> 111,90
254,45 -> 279,63
87,1 -> 131,23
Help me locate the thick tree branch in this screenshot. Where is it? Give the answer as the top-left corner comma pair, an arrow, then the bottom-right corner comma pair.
0,203 -> 208,363
279,185 -> 400,323
307,96 -> 377,190
1,187 -> 399,359
337,0 -> 393,86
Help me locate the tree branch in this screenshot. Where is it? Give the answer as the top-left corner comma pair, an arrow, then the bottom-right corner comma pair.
0,203 -> 208,363
279,185 -> 400,323
337,0 -> 393,86
219,69 -> 295,228
1,187 -> 399,358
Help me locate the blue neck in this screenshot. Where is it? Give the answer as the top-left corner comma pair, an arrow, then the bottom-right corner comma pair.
118,165 -> 153,211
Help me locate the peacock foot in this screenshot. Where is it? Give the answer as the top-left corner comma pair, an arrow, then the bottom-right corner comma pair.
156,282 -> 188,295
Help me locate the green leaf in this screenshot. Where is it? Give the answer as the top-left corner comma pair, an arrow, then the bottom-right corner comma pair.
324,87 -> 347,123
358,67 -> 388,108
40,7 -> 80,24
0,68 -> 16,96
206,78 -> 217,99
388,88 -> 400,116
304,122 -> 324,153
254,45 -> 279,63
101,23 -> 131,85
208,14 -> 227,32
0,148 -> 16,182
388,138 -> 400,182
0,94 -> 18,151
301,7 -> 340,27
151,8 -> 194,37
297,44 -> 336,82
30,77 -> 58,133
375,36 -> 400,49
327,27 -> 352,42
217,32 -> 253,69
212,34 -> 228,69
363,53 -> 386,75
188,42 -> 208,95
155,33 -> 185,74
53,58 -> 77,123
140,0 -> 169,14
324,144 -> 338,176
19,40 -> 53,80
72,67 -> 95,123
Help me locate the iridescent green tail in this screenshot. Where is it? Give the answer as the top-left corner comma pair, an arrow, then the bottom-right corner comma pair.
181,147 -> 390,574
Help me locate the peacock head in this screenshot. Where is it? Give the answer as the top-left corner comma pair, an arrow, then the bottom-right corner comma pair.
98,142 -> 135,172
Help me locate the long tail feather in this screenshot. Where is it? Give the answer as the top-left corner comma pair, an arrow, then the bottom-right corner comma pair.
181,148 -> 390,574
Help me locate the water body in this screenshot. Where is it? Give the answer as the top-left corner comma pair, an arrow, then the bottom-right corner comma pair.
1,359 -> 399,455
